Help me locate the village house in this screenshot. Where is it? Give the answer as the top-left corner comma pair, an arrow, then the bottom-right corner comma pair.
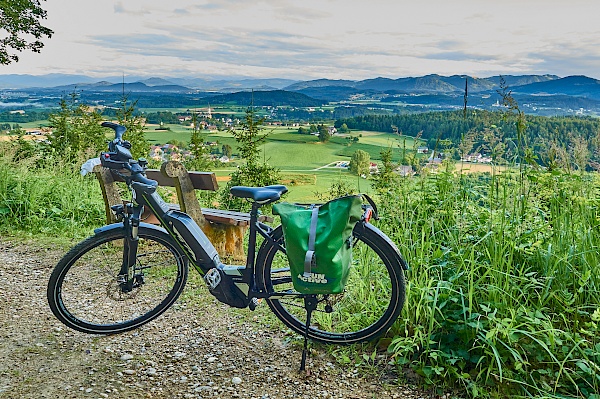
461,153 -> 492,163
395,165 -> 415,177
149,145 -> 164,161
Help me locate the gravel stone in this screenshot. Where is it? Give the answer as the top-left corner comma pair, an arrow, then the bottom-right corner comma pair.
0,239 -> 433,399
231,376 -> 242,385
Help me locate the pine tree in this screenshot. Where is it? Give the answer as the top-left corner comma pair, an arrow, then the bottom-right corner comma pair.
47,92 -> 104,162
220,107 -> 280,210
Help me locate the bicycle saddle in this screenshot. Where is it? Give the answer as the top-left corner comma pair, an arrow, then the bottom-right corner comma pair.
230,185 -> 288,203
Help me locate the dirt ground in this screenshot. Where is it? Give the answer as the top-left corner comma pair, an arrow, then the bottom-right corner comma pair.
0,239 -> 434,399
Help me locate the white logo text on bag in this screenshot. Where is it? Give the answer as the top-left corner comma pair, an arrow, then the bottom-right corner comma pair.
297,273 -> 328,284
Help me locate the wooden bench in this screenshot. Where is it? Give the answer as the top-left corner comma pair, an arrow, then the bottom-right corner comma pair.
93,160 -> 269,260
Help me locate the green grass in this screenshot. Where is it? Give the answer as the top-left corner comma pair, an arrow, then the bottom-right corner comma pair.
375,169 -> 600,398
349,130 -> 420,147
261,141 -> 343,170
0,146 -> 106,238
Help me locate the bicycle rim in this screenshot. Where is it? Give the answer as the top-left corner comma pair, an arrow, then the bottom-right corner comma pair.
258,223 -> 406,344
48,227 -> 188,334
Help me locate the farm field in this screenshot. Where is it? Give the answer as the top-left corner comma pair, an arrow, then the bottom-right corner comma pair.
144,124 -> 424,202
0,114 -> 423,202
213,167 -> 372,202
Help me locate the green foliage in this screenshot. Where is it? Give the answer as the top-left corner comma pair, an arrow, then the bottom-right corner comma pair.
371,147 -> 397,192
0,109 -> 50,123
230,108 -> 269,166
0,0 -> 53,64
337,111 -> 600,169
318,124 -> 330,142
185,114 -> 213,172
349,149 -> 370,176
47,93 -> 106,162
314,175 -> 357,202
0,143 -> 104,236
222,144 -> 232,158
200,90 -> 324,107
144,111 -> 180,125
375,169 -> 600,398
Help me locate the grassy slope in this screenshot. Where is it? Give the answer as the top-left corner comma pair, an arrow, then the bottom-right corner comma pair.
144,124 -> 422,202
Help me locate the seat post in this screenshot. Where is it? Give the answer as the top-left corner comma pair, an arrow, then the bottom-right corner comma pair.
245,202 -> 261,271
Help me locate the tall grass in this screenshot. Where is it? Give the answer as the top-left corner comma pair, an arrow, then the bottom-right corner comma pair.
378,168 -> 600,398
0,144 -> 105,238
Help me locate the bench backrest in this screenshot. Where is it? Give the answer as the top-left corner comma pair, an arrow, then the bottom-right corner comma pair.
93,160 -> 218,225
107,168 -> 218,191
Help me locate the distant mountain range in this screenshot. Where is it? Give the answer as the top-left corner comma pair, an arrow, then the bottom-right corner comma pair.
282,74 -> 563,98
4,73 -> 600,114
2,72 -> 599,97
0,74 -> 299,92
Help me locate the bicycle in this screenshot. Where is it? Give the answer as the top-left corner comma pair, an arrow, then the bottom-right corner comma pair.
47,122 -> 408,367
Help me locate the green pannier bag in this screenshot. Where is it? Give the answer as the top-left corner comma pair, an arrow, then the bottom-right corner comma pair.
272,195 -> 363,294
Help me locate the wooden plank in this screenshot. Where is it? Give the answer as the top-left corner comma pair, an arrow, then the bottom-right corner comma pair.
188,172 -> 219,191
145,170 -> 176,187
109,168 -> 217,191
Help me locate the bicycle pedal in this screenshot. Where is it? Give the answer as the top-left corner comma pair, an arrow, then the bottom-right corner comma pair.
248,297 -> 262,311
203,268 -> 222,290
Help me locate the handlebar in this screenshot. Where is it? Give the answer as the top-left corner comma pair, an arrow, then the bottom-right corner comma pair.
101,121 -> 127,142
100,122 -> 158,193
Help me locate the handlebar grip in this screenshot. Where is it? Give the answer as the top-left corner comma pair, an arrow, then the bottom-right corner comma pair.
101,121 -> 127,141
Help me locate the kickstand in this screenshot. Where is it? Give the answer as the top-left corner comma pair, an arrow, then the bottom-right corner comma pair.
300,295 -> 318,372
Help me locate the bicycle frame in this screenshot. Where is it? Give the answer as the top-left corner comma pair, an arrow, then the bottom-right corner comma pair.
114,180 -> 294,306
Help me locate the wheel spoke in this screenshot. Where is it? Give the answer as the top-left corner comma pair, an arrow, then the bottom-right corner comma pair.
258,223 -> 406,344
48,228 -> 188,334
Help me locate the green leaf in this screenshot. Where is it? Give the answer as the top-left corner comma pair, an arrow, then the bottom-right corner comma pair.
576,360 -> 592,375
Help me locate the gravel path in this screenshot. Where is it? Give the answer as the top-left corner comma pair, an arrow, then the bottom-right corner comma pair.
0,239 -> 431,399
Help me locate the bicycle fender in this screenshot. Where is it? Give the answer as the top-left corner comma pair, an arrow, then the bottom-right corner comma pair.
94,222 -> 168,235
358,222 -> 410,271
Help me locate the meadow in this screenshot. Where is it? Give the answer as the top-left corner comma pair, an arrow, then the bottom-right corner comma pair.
143,123 -> 425,202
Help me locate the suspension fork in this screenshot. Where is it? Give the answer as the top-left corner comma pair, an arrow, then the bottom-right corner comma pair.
118,202 -> 143,292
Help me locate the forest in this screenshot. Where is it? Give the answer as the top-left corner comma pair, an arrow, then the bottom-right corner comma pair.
336,110 -> 600,167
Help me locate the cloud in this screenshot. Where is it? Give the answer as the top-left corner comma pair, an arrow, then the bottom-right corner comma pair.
5,0 -> 600,80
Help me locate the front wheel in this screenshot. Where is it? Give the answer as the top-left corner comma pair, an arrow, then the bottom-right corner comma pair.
47,226 -> 188,334
257,222 -> 407,344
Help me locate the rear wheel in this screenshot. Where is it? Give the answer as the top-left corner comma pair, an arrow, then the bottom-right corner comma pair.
257,222 -> 406,344
47,227 -> 188,334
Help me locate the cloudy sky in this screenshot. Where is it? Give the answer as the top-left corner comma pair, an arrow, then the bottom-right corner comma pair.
3,0 -> 599,80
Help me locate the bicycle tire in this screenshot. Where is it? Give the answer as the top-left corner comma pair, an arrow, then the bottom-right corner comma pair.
47,226 -> 188,334
256,222 -> 407,344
